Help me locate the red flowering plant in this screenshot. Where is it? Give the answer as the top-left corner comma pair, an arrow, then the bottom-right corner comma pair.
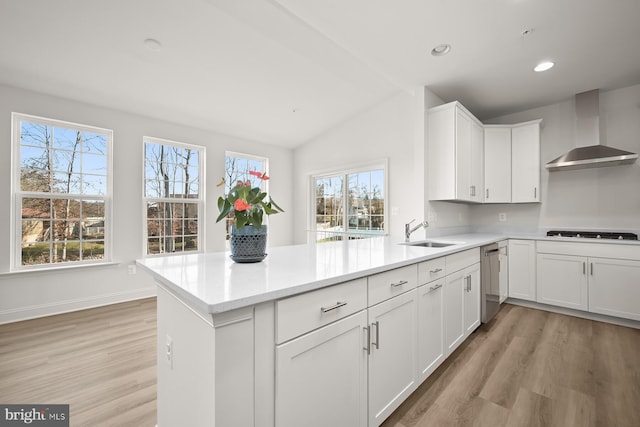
216,171 -> 284,230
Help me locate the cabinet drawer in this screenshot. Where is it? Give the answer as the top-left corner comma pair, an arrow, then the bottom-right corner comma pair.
276,278 -> 367,344
368,264 -> 418,306
418,257 -> 446,284
446,248 -> 480,274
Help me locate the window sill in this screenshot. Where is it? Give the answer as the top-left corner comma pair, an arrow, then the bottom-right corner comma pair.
0,261 -> 122,277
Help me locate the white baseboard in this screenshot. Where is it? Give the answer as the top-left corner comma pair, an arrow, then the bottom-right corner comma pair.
0,287 -> 157,324
506,298 -> 640,329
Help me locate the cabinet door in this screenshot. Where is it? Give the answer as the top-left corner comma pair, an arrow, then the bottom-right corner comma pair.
417,280 -> 444,382
455,107 -> 472,201
508,240 -> 537,301
512,122 -> 540,203
536,253 -> 588,311
463,264 -> 481,336
484,127 -> 512,203
589,257 -> 640,321
444,269 -> 465,356
470,120 -> 484,203
276,311 -> 368,427
427,105 -> 457,201
368,290 -> 418,426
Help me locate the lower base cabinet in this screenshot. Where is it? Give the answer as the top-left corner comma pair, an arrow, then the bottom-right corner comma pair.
275,311 -> 368,427
445,263 -> 480,356
536,253 -> 588,310
417,279 -> 444,382
368,290 -> 418,426
589,257 -> 640,321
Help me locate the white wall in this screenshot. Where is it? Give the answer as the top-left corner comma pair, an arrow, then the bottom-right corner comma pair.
0,84 -> 293,323
471,84 -> 640,233
292,87 -> 472,244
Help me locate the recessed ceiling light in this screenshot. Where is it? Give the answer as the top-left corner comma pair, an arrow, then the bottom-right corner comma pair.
144,38 -> 162,52
431,44 -> 451,57
534,61 -> 554,72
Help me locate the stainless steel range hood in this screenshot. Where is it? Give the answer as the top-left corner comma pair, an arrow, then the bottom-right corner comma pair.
546,90 -> 638,171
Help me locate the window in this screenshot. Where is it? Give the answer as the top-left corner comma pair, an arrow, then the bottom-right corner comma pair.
223,152 -> 268,241
12,113 -> 112,269
144,138 -> 203,255
312,162 -> 387,242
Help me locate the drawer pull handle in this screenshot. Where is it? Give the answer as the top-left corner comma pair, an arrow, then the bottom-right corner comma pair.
430,268 -> 443,274
390,280 -> 409,288
320,301 -> 347,313
429,283 -> 443,293
372,321 -> 380,350
364,326 -> 371,355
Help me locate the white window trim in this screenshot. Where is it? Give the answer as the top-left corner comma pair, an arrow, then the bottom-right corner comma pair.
308,159 -> 389,243
142,136 -> 206,257
10,112 -> 114,271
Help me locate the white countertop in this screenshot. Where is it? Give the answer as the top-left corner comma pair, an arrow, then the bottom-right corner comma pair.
136,233 -> 503,314
136,232 -> 640,314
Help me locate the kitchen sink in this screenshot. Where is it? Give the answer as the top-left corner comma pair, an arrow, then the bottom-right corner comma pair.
401,240 -> 457,248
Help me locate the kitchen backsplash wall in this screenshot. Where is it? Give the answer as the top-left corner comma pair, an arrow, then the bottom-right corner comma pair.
472,83 -> 640,233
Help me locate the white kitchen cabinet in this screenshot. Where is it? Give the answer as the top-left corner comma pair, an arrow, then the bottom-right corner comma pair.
276,311 -> 368,427
444,249 -> 481,356
428,101 -> 484,203
536,253 -> 589,311
511,121 -> 541,203
484,126 -> 512,203
536,241 -> 640,322
508,239 -> 537,301
463,263 -> 481,336
368,289 -> 418,426
589,257 -> 640,321
417,278 -> 444,382
498,240 -> 509,303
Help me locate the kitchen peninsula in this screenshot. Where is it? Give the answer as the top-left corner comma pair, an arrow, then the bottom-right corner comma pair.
137,233 -> 640,427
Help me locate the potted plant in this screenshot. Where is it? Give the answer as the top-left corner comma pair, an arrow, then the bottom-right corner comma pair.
216,171 -> 284,262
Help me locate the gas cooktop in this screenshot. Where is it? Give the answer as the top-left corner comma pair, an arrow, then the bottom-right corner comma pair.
546,230 -> 638,240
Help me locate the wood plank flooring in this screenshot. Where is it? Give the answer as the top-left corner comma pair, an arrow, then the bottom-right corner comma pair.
0,298 -> 157,427
382,303 -> 640,427
1,300 -> 638,426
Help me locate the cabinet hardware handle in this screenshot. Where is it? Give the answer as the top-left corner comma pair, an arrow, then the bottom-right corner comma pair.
534,187 -> 537,198
498,260 -> 501,273
372,321 -> 380,350
320,301 -> 347,313
429,283 -> 443,293
590,263 -> 593,276
363,326 -> 370,355
486,188 -> 489,199
430,268 -> 443,274
466,275 -> 472,292
582,262 -> 586,275
390,280 -> 409,288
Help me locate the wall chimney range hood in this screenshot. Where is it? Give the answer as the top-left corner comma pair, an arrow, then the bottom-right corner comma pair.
546,89 -> 638,171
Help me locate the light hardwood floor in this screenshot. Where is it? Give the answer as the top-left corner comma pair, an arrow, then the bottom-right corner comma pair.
0,298 -> 157,427
383,303 -> 640,427
1,300 -> 638,427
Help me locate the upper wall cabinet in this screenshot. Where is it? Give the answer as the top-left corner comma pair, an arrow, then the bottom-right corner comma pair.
511,120 -> 542,203
484,126 -> 512,203
483,120 -> 542,204
428,102 -> 484,203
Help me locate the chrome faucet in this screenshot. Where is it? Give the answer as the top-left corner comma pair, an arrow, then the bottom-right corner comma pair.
405,219 -> 429,242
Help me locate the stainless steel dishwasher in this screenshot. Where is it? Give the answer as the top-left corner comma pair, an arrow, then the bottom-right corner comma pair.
481,243 -> 501,323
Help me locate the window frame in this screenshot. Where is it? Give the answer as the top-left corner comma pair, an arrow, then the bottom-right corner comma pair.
142,136 -> 205,257
309,159 -> 389,243
11,112 -> 114,271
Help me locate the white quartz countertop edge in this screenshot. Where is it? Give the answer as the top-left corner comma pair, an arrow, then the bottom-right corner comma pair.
137,232 -> 640,314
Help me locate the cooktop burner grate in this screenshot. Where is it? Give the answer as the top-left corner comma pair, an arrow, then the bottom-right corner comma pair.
546,230 -> 638,240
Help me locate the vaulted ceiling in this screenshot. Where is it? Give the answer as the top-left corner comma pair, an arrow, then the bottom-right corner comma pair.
1,0 -> 639,148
